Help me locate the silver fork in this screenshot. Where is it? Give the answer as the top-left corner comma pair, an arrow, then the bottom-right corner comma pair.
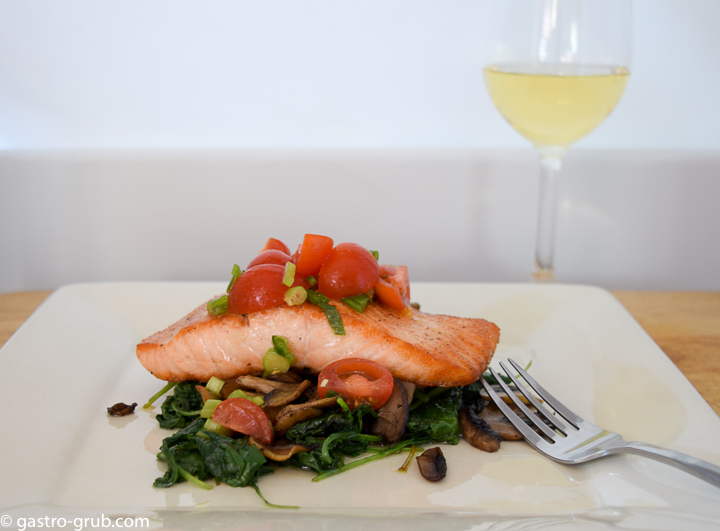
481,358 -> 720,488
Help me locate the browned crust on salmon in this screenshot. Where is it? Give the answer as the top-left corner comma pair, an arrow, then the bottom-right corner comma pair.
136,299 -> 499,387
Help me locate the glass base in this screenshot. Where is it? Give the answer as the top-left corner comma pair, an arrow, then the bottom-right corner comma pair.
531,264 -> 556,283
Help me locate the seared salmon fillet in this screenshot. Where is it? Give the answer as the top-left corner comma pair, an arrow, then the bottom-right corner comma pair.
137,300 -> 499,387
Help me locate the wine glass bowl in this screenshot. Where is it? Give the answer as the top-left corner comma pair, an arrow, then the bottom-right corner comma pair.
483,0 -> 632,281
484,64 -> 629,152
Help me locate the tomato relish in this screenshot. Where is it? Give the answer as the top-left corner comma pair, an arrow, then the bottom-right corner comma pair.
220,235 -> 412,324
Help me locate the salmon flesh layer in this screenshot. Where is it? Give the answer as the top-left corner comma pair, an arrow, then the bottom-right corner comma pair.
136,300 -> 500,387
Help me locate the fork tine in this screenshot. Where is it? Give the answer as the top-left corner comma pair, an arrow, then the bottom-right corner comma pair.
508,358 -> 582,428
480,376 -> 545,447
497,361 -> 570,435
488,366 -> 558,440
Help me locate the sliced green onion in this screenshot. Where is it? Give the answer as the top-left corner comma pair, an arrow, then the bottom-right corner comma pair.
284,286 -> 307,306
306,290 -> 346,335
226,389 -> 265,407
143,381 -> 177,409
306,289 -> 328,305
282,261 -> 296,287
203,418 -> 233,437
227,389 -> 251,400
321,303 -> 345,335
336,397 -> 350,413
177,465 -> 213,490
206,376 -> 225,396
200,399 -> 222,419
306,275 -> 317,287
342,292 -> 372,313
370,250 -> 379,261
271,335 -> 296,364
263,348 -> 291,376
207,294 -> 229,316
251,396 -> 265,407
226,264 -> 242,292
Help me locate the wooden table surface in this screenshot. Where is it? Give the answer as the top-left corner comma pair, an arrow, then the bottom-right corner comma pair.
1,290 -> 718,417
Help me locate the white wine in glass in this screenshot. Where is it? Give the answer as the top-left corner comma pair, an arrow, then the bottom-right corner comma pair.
483,0 -> 632,281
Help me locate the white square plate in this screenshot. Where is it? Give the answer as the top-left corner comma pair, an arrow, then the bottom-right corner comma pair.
1,283 -> 719,530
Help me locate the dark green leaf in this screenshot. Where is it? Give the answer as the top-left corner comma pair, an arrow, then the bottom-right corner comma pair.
153,423 -> 272,490
155,382 -> 203,429
406,387 -> 462,444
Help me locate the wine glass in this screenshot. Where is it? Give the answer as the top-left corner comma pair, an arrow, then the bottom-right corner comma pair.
483,0 -> 632,281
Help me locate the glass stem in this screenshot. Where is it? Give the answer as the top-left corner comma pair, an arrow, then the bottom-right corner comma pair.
532,154 -> 563,282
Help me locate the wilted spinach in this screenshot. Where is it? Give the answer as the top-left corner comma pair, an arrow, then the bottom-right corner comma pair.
285,404 -> 381,474
154,418 -> 273,489
405,387 -> 462,444
155,382 -> 203,429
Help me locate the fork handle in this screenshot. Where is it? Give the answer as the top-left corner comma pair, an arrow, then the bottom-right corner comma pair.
610,441 -> 720,487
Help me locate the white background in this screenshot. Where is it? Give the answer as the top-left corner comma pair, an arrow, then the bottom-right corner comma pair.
1,0 -> 719,292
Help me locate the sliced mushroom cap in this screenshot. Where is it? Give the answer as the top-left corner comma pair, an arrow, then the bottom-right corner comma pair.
416,447 -> 447,482
264,380 -> 313,408
233,375 -> 290,395
478,403 -> 523,440
480,385 -> 536,406
248,436 -> 309,462
273,396 -> 339,437
370,378 -> 409,443
107,402 -> 137,416
266,371 -> 304,384
232,375 -> 313,408
459,406 -> 503,452
398,381 -> 415,405
219,379 -> 260,400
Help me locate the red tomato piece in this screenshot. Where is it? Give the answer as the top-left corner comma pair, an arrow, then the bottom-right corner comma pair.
211,397 -> 273,444
228,264 -> 309,314
294,234 -> 334,278
318,243 -> 380,299
374,265 -> 412,314
317,358 -> 394,410
260,238 -> 291,256
246,249 -> 291,270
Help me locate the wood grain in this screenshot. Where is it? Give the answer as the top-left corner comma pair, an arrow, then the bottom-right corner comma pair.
0,290 -> 51,348
1,289 -> 718,417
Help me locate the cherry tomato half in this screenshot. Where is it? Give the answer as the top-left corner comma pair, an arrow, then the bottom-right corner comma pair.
374,265 -> 411,313
211,397 -> 274,444
294,234 -> 334,278
318,243 -> 380,299
228,264 -> 309,314
317,358 -> 394,410
246,249 -> 292,270
260,238 -> 291,256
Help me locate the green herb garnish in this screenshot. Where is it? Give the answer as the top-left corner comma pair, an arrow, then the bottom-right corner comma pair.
207,294 -> 229,316
342,292 -> 373,313
282,262 -> 296,287
262,335 -> 297,377
306,290 -> 345,335
226,264 -> 242,292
